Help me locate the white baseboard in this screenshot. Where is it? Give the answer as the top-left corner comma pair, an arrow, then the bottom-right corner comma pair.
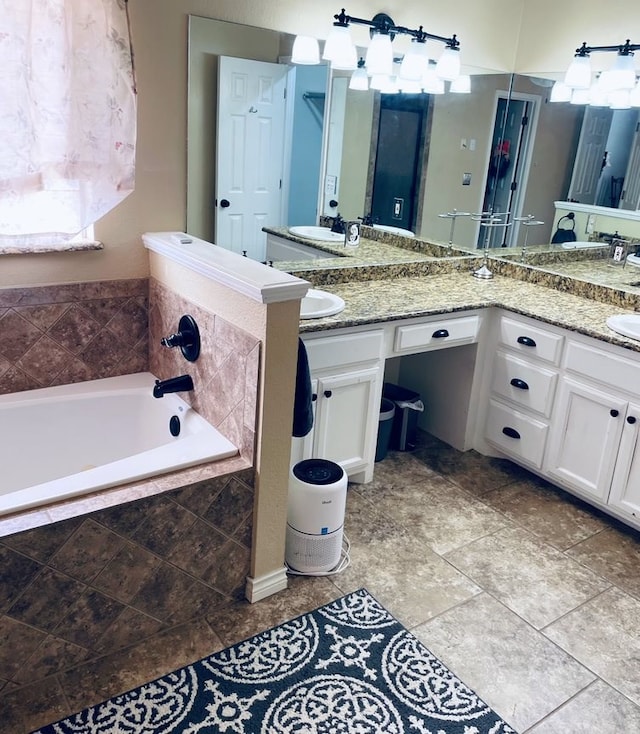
245,566 -> 289,603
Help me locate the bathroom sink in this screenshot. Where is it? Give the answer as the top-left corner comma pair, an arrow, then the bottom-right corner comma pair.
606,314 -> 640,341
300,289 -> 345,319
373,224 -> 415,237
288,226 -> 345,243
627,254 -> 640,267
561,241 -> 606,249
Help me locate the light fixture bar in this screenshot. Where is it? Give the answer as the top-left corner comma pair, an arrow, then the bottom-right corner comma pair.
331,8 -> 460,52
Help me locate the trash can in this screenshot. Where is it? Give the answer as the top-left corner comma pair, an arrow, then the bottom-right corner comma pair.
375,398 -> 396,462
383,382 -> 425,451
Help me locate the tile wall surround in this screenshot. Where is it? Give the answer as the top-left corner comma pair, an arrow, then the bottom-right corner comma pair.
148,277 -> 260,461
0,279 -> 149,395
0,275 -> 263,700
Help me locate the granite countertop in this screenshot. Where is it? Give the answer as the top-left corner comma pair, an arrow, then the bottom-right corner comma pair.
266,225 -> 640,352
298,271 -> 640,353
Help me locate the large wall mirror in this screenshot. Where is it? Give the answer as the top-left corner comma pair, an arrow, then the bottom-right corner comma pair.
186,15 -> 640,259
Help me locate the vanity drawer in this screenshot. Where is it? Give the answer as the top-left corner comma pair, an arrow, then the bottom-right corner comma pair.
304,330 -> 384,371
485,399 -> 548,469
565,340 -> 640,388
490,351 -> 558,417
393,315 -> 480,353
497,316 -> 563,365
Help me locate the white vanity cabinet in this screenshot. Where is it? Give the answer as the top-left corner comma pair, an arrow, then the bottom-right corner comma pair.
483,312 -> 563,469
296,329 -> 385,483
544,339 -> 640,516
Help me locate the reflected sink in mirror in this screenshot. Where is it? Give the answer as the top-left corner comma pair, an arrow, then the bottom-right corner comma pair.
627,254 -> 640,267
288,226 -> 345,243
300,289 -> 346,319
561,241 -> 607,250
373,224 -> 415,238
606,314 -> 640,341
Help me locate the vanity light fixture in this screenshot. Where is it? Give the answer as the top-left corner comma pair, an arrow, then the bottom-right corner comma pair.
553,39 -> 640,109
295,8 -> 465,94
349,58 -> 369,90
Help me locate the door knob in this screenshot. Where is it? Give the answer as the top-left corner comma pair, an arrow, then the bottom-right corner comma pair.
220,198 -> 230,208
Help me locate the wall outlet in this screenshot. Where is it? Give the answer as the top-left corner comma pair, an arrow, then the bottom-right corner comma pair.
462,172 -> 472,186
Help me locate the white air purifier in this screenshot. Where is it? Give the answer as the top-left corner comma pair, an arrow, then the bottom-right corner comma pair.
285,459 -> 347,574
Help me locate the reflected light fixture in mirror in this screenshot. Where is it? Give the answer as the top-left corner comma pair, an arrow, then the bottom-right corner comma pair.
292,35 -> 320,64
349,58 -> 368,90
553,39 -> 640,110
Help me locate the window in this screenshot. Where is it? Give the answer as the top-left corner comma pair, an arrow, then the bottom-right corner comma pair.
0,0 -> 137,250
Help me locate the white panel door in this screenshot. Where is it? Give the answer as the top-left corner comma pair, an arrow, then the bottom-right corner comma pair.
568,107 -> 613,205
216,56 -> 288,261
620,119 -> 640,210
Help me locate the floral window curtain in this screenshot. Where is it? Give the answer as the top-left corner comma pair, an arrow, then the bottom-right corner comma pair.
0,0 -> 137,246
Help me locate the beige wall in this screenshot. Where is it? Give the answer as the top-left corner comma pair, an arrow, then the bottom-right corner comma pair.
516,0 -> 640,76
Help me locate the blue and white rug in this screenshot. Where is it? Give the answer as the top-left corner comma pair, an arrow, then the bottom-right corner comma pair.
34,588 -> 516,733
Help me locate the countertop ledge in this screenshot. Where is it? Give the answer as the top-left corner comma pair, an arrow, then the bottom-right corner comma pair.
298,272 -> 640,354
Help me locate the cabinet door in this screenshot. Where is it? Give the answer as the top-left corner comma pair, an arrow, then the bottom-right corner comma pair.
314,367 -> 379,473
609,401 -> 640,519
544,377 -> 626,502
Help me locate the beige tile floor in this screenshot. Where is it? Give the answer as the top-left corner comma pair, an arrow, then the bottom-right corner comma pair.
4,431 -> 640,733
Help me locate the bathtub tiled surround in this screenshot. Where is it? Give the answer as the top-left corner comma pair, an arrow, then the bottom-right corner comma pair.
0,468 -> 254,708
148,277 -> 260,461
0,279 -> 149,394
0,275 -> 263,711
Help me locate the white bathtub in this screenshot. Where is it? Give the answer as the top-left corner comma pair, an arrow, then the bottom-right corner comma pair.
0,373 -> 237,516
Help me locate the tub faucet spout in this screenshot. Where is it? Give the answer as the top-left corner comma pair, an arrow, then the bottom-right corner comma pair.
153,374 -> 194,398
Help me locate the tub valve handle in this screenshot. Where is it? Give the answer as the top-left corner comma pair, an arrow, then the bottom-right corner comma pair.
160,315 -> 200,362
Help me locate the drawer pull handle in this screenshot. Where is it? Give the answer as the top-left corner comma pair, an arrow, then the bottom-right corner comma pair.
610,409 -> 619,418
432,329 -> 449,338
510,378 -> 529,390
517,336 -> 537,347
311,393 -> 317,402
502,426 -> 521,440
628,416 -> 637,424
324,390 -> 333,398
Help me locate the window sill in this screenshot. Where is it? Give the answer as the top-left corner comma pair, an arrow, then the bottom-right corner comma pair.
0,240 -> 103,255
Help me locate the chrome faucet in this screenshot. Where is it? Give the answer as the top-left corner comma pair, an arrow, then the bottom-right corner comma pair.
153,374 -> 194,398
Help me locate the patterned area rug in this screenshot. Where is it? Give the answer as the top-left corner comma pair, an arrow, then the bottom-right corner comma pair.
34,588 -> 516,733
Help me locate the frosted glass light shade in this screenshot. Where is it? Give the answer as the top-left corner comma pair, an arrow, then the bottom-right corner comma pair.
323,25 -> 350,60
399,40 -> 428,82
365,32 -> 393,76
564,55 -> 591,89
292,35 -> 320,65
607,53 -> 636,91
323,25 -> 357,70
436,46 -> 460,81
549,80 -> 572,102
570,88 -> 590,105
450,74 -> 471,93
588,85 -> 608,106
349,66 -> 369,91
422,66 -> 445,94
609,89 -> 631,109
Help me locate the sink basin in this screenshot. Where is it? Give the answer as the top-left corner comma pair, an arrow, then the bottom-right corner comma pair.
561,240 -> 606,249
606,313 -> 640,341
373,224 -> 415,237
627,254 -> 640,267
300,289 -> 345,319
288,226 -> 345,243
